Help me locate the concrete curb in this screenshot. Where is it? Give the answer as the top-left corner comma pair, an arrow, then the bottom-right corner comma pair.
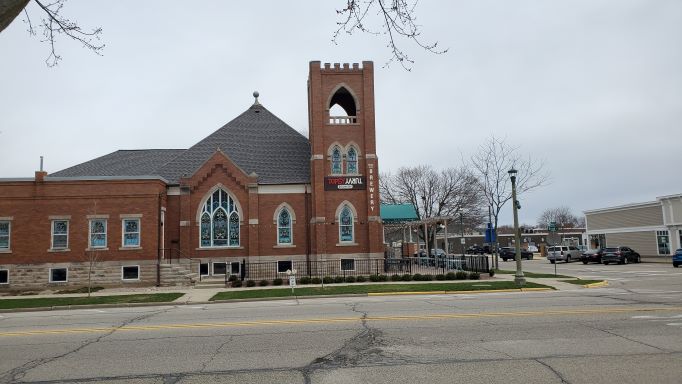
583,280 -> 609,288
368,287 -> 554,296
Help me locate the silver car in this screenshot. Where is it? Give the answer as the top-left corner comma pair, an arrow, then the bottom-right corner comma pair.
547,245 -> 581,263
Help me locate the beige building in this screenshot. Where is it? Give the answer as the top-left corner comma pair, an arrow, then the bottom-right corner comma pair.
584,193 -> 682,258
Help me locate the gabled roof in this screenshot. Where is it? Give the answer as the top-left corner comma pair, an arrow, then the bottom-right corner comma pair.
50,103 -> 311,185
50,149 -> 185,178
157,103 -> 310,184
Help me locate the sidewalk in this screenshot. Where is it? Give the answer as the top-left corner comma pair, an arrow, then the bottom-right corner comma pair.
0,274 -> 602,306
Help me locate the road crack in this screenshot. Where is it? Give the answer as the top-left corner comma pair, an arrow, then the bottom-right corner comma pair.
535,359 -> 571,383
0,308 -> 171,383
199,336 -> 234,373
300,303 -> 387,383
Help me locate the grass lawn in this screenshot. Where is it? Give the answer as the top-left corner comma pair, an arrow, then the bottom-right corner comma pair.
210,281 -> 552,301
0,293 -> 184,310
495,270 -> 573,278
561,279 -> 605,286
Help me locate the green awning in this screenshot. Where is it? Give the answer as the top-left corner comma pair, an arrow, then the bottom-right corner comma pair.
380,204 -> 418,223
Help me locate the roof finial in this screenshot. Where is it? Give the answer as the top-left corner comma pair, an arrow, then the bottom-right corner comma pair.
253,91 -> 260,105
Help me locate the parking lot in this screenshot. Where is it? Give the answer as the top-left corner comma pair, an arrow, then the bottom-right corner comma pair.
497,255 -> 682,291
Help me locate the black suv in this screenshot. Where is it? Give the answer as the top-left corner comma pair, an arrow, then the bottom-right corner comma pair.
580,248 -> 604,264
467,245 -> 491,255
601,246 -> 641,265
499,247 -> 533,261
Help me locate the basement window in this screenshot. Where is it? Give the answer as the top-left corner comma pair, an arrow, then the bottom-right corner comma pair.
0,269 -> 8,284
49,268 -> 68,283
277,260 -> 292,273
122,265 -> 140,281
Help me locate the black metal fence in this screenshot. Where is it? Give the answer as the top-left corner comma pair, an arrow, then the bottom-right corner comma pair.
242,255 -> 489,281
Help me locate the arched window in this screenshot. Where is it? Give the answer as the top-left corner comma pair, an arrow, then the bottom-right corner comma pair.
331,146 -> 342,174
339,205 -> 354,243
200,189 -> 240,247
346,146 -> 358,174
277,208 -> 292,245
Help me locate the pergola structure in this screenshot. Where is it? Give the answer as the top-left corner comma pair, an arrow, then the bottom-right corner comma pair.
381,204 -> 457,256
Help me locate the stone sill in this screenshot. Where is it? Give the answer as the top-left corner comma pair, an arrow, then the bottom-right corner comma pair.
196,247 -> 245,251
336,243 -> 359,247
273,245 -> 296,249
47,248 -> 71,253
0,249 -> 12,254
86,247 -> 109,252
119,247 -> 142,251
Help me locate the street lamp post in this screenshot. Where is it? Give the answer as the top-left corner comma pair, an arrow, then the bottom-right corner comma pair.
508,168 -> 526,287
421,195 -> 428,256
460,212 -> 465,257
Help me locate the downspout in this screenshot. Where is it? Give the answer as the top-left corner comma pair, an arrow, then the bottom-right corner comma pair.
156,192 -> 162,287
305,185 -> 311,277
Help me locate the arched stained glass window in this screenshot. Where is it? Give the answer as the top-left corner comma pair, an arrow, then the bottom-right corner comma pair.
347,147 -> 358,174
339,205 -> 354,243
331,146 -> 342,174
277,208 -> 292,245
200,188 -> 240,247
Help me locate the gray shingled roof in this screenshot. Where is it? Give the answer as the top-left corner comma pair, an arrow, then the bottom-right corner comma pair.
50,149 -> 185,178
51,104 -> 311,185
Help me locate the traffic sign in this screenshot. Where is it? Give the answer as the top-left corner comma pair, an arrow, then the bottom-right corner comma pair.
548,222 -> 558,232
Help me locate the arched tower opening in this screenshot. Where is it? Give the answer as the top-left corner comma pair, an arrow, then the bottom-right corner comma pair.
328,86 -> 357,124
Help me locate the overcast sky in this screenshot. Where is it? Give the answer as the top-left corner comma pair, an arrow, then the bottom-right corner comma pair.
0,0 -> 680,225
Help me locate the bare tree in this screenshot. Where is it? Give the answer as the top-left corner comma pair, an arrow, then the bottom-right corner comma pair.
335,0 -> 448,70
470,135 -> 549,269
537,206 -> 580,229
380,165 -> 485,251
81,247 -> 102,297
1,0 -> 103,66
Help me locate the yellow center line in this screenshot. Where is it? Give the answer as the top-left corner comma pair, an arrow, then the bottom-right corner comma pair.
1,306 -> 680,338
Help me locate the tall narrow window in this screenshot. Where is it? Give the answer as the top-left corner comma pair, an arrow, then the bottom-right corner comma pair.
0,221 -> 10,250
331,146 -> 342,174
346,147 -> 358,174
89,219 -> 107,248
339,205 -> 354,243
277,208 -> 292,245
122,219 -> 140,247
51,220 -> 69,250
657,230 -> 670,255
200,188 -> 240,247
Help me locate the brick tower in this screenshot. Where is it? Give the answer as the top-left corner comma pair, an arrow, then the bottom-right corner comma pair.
308,61 -> 384,260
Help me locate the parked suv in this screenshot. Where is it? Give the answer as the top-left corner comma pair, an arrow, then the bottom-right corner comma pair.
580,248 -> 604,264
467,245 -> 491,255
547,245 -> 581,263
601,246 -> 641,265
499,247 -> 533,261
673,249 -> 682,268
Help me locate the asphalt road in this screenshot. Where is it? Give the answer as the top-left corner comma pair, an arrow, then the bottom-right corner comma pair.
0,261 -> 681,384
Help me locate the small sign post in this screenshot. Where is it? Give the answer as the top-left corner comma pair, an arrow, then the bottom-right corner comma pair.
286,269 -> 297,296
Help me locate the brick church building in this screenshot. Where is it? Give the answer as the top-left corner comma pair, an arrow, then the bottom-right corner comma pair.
0,61 -> 384,290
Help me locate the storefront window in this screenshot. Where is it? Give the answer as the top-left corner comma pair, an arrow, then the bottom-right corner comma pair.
656,230 -> 670,255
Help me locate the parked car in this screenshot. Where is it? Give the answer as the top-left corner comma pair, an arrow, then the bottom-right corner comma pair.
601,246 -> 641,265
499,246 -> 533,261
580,248 -> 604,264
673,249 -> 682,268
577,245 -> 589,253
547,245 -> 581,263
466,245 -> 491,255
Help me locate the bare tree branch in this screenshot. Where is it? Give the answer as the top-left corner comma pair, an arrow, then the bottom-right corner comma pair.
334,0 -> 448,70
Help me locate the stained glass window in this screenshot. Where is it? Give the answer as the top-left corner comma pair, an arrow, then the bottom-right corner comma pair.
122,219 -> 140,247
331,147 -> 342,174
278,208 -> 292,245
200,188 -> 240,247
347,147 -> 358,174
89,219 -> 107,248
339,205 -> 354,243
51,220 -> 68,249
0,221 -> 9,249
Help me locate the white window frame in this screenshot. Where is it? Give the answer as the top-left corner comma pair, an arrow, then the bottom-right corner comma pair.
121,265 -> 140,281
121,218 -> 141,248
0,220 -> 10,251
49,267 -> 68,283
0,269 -> 8,285
212,262 -> 227,276
51,220 -> 69,250
89,219 -> 107,249
340,258 -> 356,271
656,230 -> 670,255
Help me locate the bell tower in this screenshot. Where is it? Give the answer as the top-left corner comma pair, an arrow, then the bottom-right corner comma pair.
307,61 -> 383,260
